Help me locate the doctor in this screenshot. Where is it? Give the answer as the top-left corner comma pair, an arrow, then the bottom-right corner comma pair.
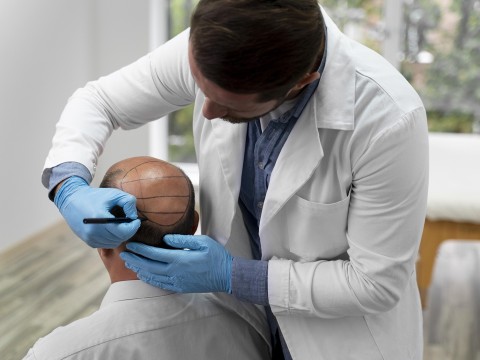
43,1 -> 429,359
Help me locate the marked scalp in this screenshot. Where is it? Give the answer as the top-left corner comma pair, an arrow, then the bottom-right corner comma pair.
118,158 -> 190,227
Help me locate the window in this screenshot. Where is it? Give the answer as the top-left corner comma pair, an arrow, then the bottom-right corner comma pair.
402,0 -> 480,133
168,0 -> 198,163
165,0 -> 479,162
325,0 -> 480,134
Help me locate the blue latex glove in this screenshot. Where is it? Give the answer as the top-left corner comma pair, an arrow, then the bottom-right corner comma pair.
121,234 -> 233,293
54,176 -> 141,248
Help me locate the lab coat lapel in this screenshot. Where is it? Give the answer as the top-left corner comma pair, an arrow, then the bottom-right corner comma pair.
210,119 -> 247,218
199,118 -> 246,245
315,9 -> 356,131
208,119 -> 247,243
259,8 -> 356,235
259,105 -> 324,234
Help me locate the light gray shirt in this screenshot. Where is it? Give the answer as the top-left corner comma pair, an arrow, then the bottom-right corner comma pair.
23,280 -> 270,360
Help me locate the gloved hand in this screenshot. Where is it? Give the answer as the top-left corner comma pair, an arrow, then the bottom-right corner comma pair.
120,234 -> 233,293
54,176 -> 141,248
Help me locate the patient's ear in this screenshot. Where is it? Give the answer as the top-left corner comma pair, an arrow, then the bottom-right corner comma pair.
98,248 -> 115,260
191,211 -> 199,234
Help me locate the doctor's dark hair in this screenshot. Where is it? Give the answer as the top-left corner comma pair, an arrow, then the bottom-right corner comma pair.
100,166 -> 196,249
189,0 -> 325,101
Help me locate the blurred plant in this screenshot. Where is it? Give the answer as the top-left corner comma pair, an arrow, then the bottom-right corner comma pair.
321,0 -> 379,14
426,110 -> 474,133
420,0 -> 480,133
322,0 -> 383,51
169,104 -> 197,162
403,0 -> 441,62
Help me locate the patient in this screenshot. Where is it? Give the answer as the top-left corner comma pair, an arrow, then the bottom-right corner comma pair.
23,156 -> 270,360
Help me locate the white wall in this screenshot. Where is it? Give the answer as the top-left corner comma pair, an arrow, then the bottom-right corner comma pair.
0,0 -> 153,251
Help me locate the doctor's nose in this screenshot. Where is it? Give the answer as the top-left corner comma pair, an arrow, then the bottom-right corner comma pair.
202,98 -> 228,120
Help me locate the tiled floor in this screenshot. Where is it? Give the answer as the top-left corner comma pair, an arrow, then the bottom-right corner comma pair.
1,222 -> 479,360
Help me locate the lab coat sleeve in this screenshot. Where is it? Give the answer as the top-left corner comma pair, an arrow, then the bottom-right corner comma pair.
43,29 -> 196,179
269,107 -> 429,318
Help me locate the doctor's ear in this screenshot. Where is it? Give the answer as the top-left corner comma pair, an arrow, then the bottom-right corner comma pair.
287,71 -> 320,97
291,72 -> 321,92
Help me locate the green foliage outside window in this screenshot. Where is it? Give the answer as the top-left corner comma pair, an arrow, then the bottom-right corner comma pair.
426,111 -> 474,133
168,0 -> 198,162
406,0 -> 480,133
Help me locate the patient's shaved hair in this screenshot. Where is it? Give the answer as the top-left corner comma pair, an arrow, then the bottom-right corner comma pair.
100,156 -> 196,247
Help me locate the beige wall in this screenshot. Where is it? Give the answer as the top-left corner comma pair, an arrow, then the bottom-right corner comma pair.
0,0 -> 152,251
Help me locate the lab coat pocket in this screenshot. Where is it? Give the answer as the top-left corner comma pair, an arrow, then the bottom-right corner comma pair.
286,192 -> 350,261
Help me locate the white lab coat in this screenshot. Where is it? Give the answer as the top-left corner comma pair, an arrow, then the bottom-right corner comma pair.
44,9 -> 428,360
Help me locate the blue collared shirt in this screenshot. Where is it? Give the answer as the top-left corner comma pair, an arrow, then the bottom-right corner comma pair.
233,37 -> 327,360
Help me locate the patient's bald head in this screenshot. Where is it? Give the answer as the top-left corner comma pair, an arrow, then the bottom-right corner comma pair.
100,156 -> 197,247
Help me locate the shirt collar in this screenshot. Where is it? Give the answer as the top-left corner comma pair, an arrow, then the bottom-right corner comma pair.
310,7 -> 356,131
100,280 -> 174,309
